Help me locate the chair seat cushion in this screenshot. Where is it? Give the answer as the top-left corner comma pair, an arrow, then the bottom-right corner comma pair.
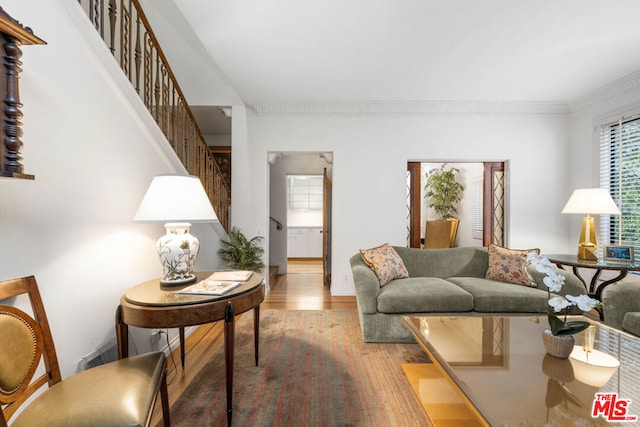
622,312 -> 640,337
11,352 -> 166,427
448,277 -> 549,313
377,277 -> 474,313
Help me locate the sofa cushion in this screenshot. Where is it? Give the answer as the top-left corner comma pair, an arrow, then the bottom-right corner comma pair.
485,244 -> 539,287
359,243 -> 409,286
393,246 -> 489,278
448,277 -> 549,313
377,277 -> 474,314
622,312 -> 640,337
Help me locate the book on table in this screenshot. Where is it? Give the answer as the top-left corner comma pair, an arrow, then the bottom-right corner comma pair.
178,278 -> 241,296
209,270 -> 253,281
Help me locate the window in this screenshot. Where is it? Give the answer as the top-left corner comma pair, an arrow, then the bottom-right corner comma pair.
287,175 -> 323,210
599,116 -> 640,254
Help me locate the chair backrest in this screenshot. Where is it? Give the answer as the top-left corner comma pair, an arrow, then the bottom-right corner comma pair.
424,219 -> 459,248
0,276 -> 62,425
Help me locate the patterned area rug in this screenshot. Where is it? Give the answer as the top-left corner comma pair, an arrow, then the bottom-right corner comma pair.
170,310 -> 432,426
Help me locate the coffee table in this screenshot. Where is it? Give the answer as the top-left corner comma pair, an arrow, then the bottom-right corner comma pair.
402,315 -> 640,426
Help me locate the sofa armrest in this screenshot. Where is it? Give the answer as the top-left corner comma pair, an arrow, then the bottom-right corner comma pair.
603,281 -> 640,331
349,253 -> 381,314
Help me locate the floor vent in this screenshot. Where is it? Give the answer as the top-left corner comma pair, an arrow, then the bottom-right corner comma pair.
77,337 -> 118,372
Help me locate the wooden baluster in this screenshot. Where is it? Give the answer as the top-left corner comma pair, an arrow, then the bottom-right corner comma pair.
134,15 -> 141,93
108,0 -> 116,54
2,36 -> 25,177
120,0 -> 130,78
153,47 -> 160,124
93,0 -> 103,37
143,33 -> 151,108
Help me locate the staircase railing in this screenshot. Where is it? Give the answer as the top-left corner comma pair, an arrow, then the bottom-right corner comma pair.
77,0 -> 230,231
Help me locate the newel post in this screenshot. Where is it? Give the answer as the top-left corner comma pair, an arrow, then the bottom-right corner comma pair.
0,7 -> 45,180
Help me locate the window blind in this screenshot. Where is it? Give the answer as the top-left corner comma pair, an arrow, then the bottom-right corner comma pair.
472,178 -> 483,240
287,175 -> 323,210
599,116 -> 640,254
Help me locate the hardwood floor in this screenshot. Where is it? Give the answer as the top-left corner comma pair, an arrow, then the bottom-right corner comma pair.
151,259 -> 356,425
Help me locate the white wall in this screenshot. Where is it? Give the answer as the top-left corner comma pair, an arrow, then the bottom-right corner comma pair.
244,112 -> 574,295
0,0 -> 229,379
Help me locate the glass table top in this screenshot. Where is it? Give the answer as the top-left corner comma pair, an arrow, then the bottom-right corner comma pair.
403,315 -> 640,426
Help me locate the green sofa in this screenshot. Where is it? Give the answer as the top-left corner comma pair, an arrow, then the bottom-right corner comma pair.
349,246 -> 587,343
603,280 -> 640,337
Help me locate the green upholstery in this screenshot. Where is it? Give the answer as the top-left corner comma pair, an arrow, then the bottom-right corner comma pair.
604,280 -> 640,336
448,277 -> 550,313
377,277 -> 474,313
350,246 -> 588,343
11,352 -> 166,427
393,246 -> 488,278
622,313 -> 640,337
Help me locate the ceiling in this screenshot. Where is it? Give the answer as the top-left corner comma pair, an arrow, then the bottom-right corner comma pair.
174,0 -> 640,109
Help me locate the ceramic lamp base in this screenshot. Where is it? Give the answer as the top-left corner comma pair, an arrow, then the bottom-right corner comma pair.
156,222 -> 200,286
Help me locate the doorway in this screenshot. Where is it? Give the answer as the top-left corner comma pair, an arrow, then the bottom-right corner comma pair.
268,152 -> 333,283
407,161 -> 507,248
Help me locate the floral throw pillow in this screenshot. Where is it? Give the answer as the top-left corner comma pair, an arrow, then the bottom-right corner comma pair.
359,243 -> 409,287
486,244 -> 540,287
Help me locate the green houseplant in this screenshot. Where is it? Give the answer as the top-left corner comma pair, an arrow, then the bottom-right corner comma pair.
424,163 -> 464,219
218,226 -> 265,273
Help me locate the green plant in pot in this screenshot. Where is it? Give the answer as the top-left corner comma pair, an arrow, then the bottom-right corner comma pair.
218,226 -> 265,273
423,164 -> 464,248
424,163 -> 464,220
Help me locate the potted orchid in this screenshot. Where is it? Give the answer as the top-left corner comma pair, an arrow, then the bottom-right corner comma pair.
526,252 -> 601,358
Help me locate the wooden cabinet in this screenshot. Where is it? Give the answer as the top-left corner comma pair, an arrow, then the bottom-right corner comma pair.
287,227 -> 322,258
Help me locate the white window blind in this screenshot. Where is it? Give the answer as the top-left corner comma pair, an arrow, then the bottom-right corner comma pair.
472,179 -> 483,240
599,116 -> 640,254
287,175 -> 323,211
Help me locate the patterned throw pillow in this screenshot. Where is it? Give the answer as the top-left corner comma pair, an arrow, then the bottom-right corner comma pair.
486,244 -> 540,287
359,243 -> 409,287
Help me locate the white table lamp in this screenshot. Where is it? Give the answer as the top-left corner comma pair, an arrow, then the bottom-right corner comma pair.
561,188 -> 620,261
135,174 -> 218,285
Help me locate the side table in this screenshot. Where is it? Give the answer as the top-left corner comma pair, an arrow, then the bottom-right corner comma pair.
115,271 -> 265,427
546,254 -> 640,319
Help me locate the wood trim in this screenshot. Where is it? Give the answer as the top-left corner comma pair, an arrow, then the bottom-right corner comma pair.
482,162 -> 504,246
407,162 -> 422,248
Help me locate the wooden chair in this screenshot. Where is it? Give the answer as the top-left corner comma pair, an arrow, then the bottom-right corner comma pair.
0,276 -> 170,427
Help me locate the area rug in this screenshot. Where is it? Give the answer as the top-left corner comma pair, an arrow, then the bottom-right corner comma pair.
170,309 -> 432,426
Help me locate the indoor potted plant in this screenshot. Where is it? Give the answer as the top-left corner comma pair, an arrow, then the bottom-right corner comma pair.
527,252 -> 600,358
218,226 -> 266,273
423,163 -> 464,247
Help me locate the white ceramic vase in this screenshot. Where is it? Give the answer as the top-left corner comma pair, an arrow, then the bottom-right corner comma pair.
156,222 -> 199,285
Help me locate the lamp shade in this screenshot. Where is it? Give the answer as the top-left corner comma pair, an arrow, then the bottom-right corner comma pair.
561,188 -> 621,215
134,174 -> 218,223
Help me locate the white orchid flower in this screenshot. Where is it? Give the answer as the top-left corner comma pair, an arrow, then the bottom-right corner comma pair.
526,252 -> 543,264
548,296 -> 572,313
543,272 -> 565,293
566,294 -> 599,312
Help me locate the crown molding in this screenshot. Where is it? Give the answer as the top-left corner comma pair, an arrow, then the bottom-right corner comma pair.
246,100 -> 569,115
569,70 -> 640,113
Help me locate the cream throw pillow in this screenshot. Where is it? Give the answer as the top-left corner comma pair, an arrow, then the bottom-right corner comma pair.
359,243 -> 409,287
486,244 -> 540,287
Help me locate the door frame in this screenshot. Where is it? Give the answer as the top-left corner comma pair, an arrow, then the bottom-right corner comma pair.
407,161 -> 507,248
